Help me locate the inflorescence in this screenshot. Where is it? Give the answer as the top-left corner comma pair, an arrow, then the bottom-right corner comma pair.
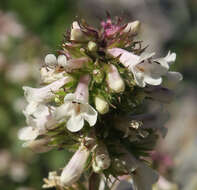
18,15 -> 182,190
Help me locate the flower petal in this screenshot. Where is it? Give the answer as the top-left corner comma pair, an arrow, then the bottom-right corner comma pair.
60,145 -> 90,186
132,69 -> 145,87
66,115 -> 84,132
18,126 -> 39,141
55,102 -> 74,121
23,76 -> 71,103
144,75 -> 162,86
81,104 -> 98,126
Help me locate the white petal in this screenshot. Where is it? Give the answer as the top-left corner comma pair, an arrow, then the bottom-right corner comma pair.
23,76 -> 71,103
55,102 -> 74,121
144,76 -> 162,86
132,70 -> 146,87
23,101 -> 38,116
81,104 -> 98,126
40,67 -> 65,84
133,162 -> 159,190
165,51 -> 176,65
66,115 -> 84,132
138,61 -> 168,78
57,55 -> 67,67
44,54 -> 57,67
27,104 -> 56,132
18,127 -> 39,141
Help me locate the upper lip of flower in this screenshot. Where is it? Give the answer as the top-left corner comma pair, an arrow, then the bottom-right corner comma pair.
108,48 -> 176,87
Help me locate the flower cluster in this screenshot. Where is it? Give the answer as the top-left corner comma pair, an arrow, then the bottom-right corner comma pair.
18,15 -> 182,190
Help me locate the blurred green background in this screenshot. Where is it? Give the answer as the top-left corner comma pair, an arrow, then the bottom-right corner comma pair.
0,0 -> 197,190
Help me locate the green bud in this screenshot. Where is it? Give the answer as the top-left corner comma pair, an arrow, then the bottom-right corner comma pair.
88,41 -> 97,52
95,96 -> 109,114
93,69 -> 104,84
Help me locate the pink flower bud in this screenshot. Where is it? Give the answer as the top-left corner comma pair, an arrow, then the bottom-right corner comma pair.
106,64 -> 125,93
60,145 -> 90,186
75,74 -> 90,102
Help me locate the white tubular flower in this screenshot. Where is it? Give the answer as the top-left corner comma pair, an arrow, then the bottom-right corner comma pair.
132,161 -> 159,190
123,20 -> 141,35
40,67 -> 66,84
24,104 -> 56,133
23,76 -> 71,104
106,64 -> 125,93
164,71 -> 183,89
19,105 -> 56,143
60,145 -> 90,186
95,96 -> 109,115
108,48 -> 176,87
92,143 -> 111,173
44,54 -> 57,67
70,21 -> 89,42
55,75 -> 97,132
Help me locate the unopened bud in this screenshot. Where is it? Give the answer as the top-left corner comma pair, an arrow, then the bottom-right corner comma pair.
106,64 -> 125,93
44,54 -> 57,67
60,145 -> 90,186
57,55 -> 67,68
92,143 -> 111,173
70,21 -> 89,42
124,20 -> 141,35
88,41 -> 97,52
95,96 -> 109,114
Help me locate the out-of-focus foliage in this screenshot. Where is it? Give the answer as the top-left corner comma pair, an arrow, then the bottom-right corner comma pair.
0,0 -> 78,47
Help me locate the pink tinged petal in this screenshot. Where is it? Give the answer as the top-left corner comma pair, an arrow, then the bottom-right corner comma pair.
72,21 -> 80,29
18,126 -> 39,141
108,48 -> 140,68
66,115 -> 84,132
132,162 -> 159,190
66,57 -> 89,70
23,76 -> 71,103
60,145 -> 90,186
106,64 -> 125,93
81,104 -> 98,126
74,75 -> 90,103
